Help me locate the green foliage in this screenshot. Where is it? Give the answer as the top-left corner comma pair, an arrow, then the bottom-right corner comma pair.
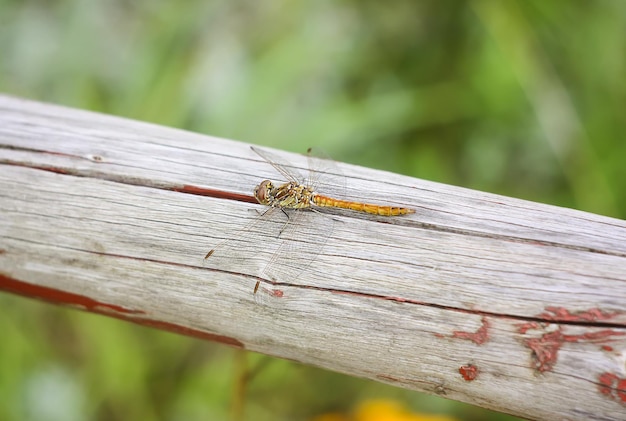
1,1 -> 624,420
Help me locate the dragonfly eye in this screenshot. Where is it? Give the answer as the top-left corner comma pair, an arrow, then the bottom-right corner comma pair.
254,180 -> 272,204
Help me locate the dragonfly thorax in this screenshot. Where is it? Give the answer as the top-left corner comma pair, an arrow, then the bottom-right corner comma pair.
253,179 -> 316,209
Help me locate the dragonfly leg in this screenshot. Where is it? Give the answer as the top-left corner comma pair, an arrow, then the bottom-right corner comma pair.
277,208 -> 291,238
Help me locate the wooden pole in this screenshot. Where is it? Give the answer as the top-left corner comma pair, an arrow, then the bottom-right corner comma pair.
0,95 -> 625,420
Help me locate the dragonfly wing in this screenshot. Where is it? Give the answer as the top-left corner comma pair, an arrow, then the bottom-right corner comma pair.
203,207 -> 284,278
255,208 -> 335,302
250,146 -> 306,184
306,148 -> 347,203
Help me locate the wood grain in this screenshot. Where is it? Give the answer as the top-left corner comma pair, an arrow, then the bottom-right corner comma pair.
1,95 -> 625,420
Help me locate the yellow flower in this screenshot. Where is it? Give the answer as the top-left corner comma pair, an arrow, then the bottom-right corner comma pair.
312,399 -> 459,421
354,399 -> 459,421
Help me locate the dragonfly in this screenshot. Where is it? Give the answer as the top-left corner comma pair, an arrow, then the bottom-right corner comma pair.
204,146 -> 414,301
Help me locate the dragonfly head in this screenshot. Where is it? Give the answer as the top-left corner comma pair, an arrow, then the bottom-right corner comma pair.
253,180 -> 273,205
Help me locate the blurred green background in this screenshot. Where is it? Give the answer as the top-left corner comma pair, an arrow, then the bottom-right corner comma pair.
1,1 -> 625,420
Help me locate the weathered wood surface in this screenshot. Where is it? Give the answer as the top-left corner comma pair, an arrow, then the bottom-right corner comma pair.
1,95 -> 625,420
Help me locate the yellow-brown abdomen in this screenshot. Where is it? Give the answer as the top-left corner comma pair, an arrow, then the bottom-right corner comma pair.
314,195 -> 414,216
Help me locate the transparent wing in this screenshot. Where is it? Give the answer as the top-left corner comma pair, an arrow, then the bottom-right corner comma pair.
204,205 -> 334,304
304,148 -> 346,200
250,146 -> 346,199
250,146 -> 306,184
254,207 -> 335,305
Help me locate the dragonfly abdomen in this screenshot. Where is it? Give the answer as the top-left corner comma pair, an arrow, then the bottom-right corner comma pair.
314,195 -> 414,216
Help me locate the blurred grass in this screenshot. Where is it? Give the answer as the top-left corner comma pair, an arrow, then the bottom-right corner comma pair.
1,1 -> 625,420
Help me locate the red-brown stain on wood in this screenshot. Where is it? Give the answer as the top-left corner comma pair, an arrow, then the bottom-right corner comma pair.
598,372 -> 626,405
523,328 -> 625,372
31,165 -> 73,175
0,273 -> 144,315
452,317 -> 490,344
521,329 -> 562,372
376,374 -> 400,382
173,184 -> 257,203
127,317 -> 243,348
459,364 -> 479,381
537,306 -> 623,322
0,274 -> 244,348
518,307 -> 625,373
